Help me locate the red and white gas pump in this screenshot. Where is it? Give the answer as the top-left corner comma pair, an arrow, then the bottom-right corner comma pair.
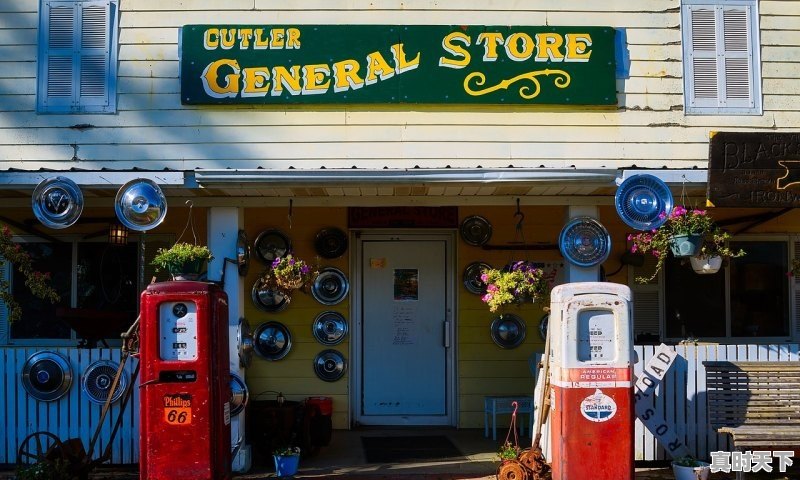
139,281 -> 232,480
548,282 -> 634,480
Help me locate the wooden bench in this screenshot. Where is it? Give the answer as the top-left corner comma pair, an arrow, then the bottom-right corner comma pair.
704,361 -> 800,466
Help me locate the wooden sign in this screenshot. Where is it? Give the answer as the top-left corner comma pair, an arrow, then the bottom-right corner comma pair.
633,344 -> 690,459
708,131 -> 800,207
348,207 -> 458,228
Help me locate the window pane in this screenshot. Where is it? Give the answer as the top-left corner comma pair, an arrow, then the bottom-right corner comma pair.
664,256 -> 726,338
73,242 -> 138,341
729,241 -> 789,337
10,243 -> 72,339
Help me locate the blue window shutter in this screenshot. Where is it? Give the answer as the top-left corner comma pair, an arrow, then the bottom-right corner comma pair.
37,0 -> 118,114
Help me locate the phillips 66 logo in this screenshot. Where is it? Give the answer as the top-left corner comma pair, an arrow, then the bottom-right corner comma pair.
580,389 -> 617,422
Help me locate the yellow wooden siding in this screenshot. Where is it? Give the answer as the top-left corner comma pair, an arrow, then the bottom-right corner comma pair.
242,207 -> 350,429
2,2 -> 800,169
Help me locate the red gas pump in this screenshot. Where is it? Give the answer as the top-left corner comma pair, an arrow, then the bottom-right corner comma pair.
548,282 -> 634,480
140,281 -> 232,480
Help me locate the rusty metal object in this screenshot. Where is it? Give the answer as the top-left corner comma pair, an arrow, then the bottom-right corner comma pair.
497,459 -> 528,480
519,447 -> 551,479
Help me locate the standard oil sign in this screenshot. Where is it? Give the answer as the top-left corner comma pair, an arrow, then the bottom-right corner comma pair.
180,25 -> 616,105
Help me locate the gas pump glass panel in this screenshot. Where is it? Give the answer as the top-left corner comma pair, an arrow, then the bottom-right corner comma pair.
32,177 -> 84,229
558,217 -> 611,267
159,301 -> 199,361
577,309 -> 618,363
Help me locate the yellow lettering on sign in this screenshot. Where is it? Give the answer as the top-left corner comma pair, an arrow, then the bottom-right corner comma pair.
270,28 -> 285,48
504,32 -> 534,61
286,28 -> 301,49
438,31 -> 471,69
201,58 -> 240,98
242,67 -> 271,97
203,28 -> 219,50
302,64 -> 331,94
365,51 -> 395,85
476,32 -> 504,61
332,59 -> 364,93
271,65 -> 302,96
565,33 -> 592,62
535,33 -> 565,62
219,29 -> 236,50
237,28 -> 253,48
390,43 -> 420,74
254,28 -> 270,49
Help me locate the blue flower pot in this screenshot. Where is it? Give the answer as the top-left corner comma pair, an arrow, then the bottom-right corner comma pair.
669,234 -> 703,258
274,454 -> 300,477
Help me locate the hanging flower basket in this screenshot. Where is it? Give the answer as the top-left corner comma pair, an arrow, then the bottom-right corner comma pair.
690,255 -> 723,275
628,206 -> 745,283
480,261 -> 550,313
669,234 -> 703,258
151,242 -> 213,281
261,254 -> 318,296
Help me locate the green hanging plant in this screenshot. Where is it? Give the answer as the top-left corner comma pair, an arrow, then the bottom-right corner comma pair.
0,225 -> 60,324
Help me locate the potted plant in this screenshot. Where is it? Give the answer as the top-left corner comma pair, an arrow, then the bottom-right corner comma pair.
496,441 -> 520,462
628,206 -> 745,283
671,455 -> 710,480
273,445 -> 301,478
151,242 -> 213,280
0,224 -> 60,324
690,231 -> 745,275
261,254 -> 318,296
480,261 -> 550,313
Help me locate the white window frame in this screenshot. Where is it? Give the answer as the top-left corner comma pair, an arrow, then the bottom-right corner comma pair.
681,0 -> 762,115
36,0 -> 119,114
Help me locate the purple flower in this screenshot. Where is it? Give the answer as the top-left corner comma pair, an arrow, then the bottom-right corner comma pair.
300,265 -> 310,274
272,257 -> 281,268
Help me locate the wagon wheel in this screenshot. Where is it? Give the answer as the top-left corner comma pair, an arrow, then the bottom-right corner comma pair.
17,431 -> 66,466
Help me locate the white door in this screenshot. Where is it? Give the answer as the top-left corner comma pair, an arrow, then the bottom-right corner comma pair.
356,234 -> 454,425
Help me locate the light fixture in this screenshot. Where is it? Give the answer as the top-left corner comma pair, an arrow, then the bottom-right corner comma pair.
108,222 -> 129,246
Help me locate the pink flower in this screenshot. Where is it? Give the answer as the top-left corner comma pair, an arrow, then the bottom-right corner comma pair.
480,273 -> 489,283
658,211 -> 667,220
630,244 -> 638,253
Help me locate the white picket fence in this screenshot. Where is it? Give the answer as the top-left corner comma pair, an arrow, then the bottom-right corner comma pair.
633,343 -> 799,461
533,343 -> 799,462
0,347 -> 139,465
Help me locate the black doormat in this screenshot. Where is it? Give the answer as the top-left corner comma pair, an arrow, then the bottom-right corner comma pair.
361,435 -> 464,463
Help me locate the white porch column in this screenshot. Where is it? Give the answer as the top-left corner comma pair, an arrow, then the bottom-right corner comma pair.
563,205 -> 602,283
207,207 -> 250,472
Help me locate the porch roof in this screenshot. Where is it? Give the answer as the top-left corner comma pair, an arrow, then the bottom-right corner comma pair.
0,167 -> 709,205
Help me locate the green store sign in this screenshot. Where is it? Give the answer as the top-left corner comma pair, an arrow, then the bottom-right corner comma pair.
180,25 -> 617,105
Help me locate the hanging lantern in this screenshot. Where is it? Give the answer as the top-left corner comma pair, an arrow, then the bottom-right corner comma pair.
108,222 -> 129,246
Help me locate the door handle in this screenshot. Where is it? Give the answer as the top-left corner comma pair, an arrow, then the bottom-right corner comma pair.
443,320 -> 451,348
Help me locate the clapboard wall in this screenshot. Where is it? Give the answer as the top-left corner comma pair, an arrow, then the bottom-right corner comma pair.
1,0 -> 799,170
